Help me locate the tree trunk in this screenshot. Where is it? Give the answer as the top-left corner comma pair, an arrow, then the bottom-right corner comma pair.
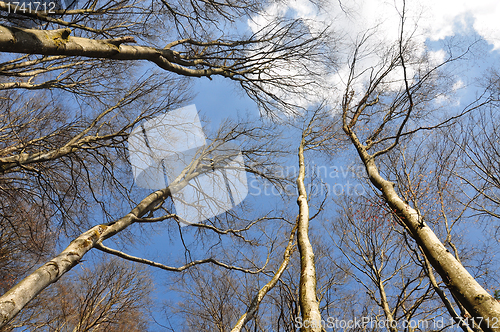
378,280 -> 398,332
231,223 -> 298,332
0,25 -> 232,78
344,127 -> 500,332
0,186 -> 170,327
296,136 -> 323,332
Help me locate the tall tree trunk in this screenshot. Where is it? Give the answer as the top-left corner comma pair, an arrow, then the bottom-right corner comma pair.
296,136 -> 323,332
0,24 -> 232,78
343,127 -> 500,332
378,280 -> 398,332
231,223 -> 298,332
0,186 -> 171,327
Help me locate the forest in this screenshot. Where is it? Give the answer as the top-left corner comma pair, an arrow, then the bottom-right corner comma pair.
0,0 -> 500,331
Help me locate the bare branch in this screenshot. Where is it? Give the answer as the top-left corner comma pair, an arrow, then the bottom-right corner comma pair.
95,243 -> 264,274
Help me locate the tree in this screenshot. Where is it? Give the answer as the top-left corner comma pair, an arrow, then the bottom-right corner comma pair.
452,101 -> 500,227
338,4 -> 500,331
330,195 -> 436,332
0,0 -> 330,113
0,0 -> 330,327
4,258 -> 153,331
0,109 -> 293,327
2,0 -> 500,330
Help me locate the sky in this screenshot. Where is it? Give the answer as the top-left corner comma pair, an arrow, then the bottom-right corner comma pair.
251,0 -> 500,49
244,0 -> 500,111
188,0 -> 500,117
84,0 -> 500,329
184,0 -> 500,119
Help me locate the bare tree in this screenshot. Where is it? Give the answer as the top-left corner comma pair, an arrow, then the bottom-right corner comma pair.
451,102 -> 500,230
294,110 -> 332,332
338,4 -> 500,331
0,0 -> 331,114
2,0 -> 500,330
330,194 -> 436,332
0,110 -> 293,327
4,257 -> 153,331
0,0 -> 333,327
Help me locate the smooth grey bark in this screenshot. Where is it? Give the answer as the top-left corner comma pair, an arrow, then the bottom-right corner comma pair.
231,222 -> 298,332
378,279 -> 398,332
0,25 -> 236,78
421,251 -> 477,332
342,126 -> 500,332
0,184 -> 170,327
0,224 -> 107,328
296,134 -> 323,332
0,170 -> 199,327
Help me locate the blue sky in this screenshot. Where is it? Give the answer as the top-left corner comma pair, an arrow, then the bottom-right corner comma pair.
4,0 -> 500,330
81,1 -> 500,329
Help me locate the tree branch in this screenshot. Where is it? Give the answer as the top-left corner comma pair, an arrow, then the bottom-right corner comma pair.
95,243 -> 264,274
231,222 -> 298,332
0,25 -> 236,78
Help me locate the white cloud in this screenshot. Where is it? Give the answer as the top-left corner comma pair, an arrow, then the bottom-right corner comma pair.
452,79 -> 465,91
250,0 -> 500,57
428,49 -> 447,65
247,0 -> 500,111
247,3 -> 286,33
418,0 -> 500,49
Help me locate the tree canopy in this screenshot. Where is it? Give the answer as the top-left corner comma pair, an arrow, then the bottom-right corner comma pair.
1,0 -> 500,331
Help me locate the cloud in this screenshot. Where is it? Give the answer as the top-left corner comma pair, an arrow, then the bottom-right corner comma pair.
418,0 -> 500,49
247,0 -> 499,111
452,79 -> 465,91
277,0 -> 499,49
324,0 -> 500,48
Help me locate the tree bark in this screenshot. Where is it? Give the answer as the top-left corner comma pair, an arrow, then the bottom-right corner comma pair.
0,185 -> 171,327
296,135 -> 323,332
343,127 -> 500,332
231,222 -> 298,332
0,25 -> 234,78
378,280 -> 398,332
